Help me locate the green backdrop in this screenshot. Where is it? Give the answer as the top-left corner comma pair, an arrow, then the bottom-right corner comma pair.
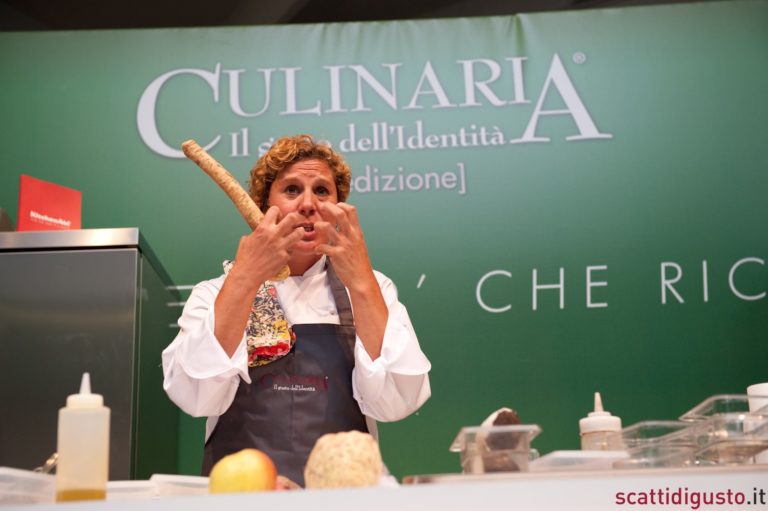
1,0 -> 766,479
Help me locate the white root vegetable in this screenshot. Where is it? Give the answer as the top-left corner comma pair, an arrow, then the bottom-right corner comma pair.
304,431 -> 383,489
182,139 -> 290,281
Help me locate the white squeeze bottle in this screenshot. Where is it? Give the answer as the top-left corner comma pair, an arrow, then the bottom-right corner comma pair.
579,392 -> 624,450
56,372 -> 110,502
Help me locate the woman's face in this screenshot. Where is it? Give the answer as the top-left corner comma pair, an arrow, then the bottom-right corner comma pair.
267,158 -> 338,255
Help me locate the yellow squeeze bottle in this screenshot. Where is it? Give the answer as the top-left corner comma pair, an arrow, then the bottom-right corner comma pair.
56,373 -> 110,502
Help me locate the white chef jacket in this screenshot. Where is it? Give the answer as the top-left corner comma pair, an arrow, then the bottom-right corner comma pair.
162,256 -> 431,441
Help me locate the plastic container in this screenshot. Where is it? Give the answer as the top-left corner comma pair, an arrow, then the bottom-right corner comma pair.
621,420 -> 696,449
529,450 -> 628,472
579,392 -> 624,450
618,421 -> 702,469
56,373 -> 110,502
107,480 -> 158,501
691,414 -> 768,464
613,445 -> 697,469
0,467 -> 55,505
450,424 -> 541,474
679,394 -> 754,421
747,383 -> 768,463
747,383 -> 768,414
679,394 -> 768,465
149,474 -> 209,497
695,438 -> 768,465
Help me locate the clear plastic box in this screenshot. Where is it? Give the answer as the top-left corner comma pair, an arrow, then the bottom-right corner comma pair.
0,467 -> 55,505
615,421 -> 700,469
679,394 -> 768,465
107,480 -> 158,501
679,394 -> 753,420
450,424 -> 541,474
529,450 -> 628,472
149,474 -> 209,497
613,445 -> 697,469
696,438 -> 768,464
691,414 -> 768,464
621,420 -> 696,448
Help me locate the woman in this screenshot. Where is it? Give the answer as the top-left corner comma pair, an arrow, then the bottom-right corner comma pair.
162,134 -> 431,485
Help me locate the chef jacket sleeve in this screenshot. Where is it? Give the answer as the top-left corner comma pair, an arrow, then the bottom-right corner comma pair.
352,272 -> 432,422
161,276 -> 251,417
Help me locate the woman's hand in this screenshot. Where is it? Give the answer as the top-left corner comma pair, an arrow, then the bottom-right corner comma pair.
315,202 -> 387,360
229,206 -> 305,289
213,207 -> 304,356
313,202 -> 375,291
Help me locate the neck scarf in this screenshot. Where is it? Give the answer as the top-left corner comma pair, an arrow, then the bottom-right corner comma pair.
223,260 -> 296,367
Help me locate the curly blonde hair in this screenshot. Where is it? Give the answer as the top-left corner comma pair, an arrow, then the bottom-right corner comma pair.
248,134 -> 351,212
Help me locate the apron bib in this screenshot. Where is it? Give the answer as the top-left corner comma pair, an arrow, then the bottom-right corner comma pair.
202,264 -> 368,485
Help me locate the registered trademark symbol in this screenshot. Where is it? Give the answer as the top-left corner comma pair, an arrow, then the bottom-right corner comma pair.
573,52 -> 587,64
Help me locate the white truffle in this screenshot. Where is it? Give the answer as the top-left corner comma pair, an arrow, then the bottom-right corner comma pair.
304,431 -> 383,489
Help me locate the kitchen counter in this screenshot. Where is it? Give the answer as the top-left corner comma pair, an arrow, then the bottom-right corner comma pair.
4,465 -> 766,510
0,228 -> 179,479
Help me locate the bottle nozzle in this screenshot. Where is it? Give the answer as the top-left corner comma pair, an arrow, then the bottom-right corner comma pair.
66,372 -> 103,408
593,392 -> 604,413
588,391 -> 610,417
79,373 -> 91,395
579,390 -> 622,436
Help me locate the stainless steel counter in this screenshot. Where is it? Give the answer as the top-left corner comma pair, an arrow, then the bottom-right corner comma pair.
0,228 -> 172,284
0,228 -> 141,250
0,228 -> 179,479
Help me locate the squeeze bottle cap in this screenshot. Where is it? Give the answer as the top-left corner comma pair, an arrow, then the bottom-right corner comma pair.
65,373 -> 104,409
579,392 -> 622,434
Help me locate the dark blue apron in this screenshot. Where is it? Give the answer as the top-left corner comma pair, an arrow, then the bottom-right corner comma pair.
202,264 -> 369,485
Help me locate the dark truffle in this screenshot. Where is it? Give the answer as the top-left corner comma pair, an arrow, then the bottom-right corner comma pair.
481,451 -> 520,472
494,410 -> 521,426
485,409 -> 522,451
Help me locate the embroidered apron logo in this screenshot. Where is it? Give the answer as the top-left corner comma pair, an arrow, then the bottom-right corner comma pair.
259,373 -> 329,392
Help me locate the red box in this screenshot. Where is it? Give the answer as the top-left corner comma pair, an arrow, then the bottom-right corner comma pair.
17,174 -> 82,231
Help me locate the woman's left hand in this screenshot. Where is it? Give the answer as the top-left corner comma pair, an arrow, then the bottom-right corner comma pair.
315,201 -> 386,360
314,202 -> 375,292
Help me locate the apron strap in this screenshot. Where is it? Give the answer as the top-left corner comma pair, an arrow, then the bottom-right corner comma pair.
326,262 -> 357,363
327,262 -> 355,327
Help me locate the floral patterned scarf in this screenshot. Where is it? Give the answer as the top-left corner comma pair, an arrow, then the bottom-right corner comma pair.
223,260 -> 296,368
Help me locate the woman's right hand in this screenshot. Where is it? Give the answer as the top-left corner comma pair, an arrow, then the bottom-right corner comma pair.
213,207 -> 304,356
228,206 -> 305,290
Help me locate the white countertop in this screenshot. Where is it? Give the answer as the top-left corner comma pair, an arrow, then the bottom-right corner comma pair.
5,465 -> 766,511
